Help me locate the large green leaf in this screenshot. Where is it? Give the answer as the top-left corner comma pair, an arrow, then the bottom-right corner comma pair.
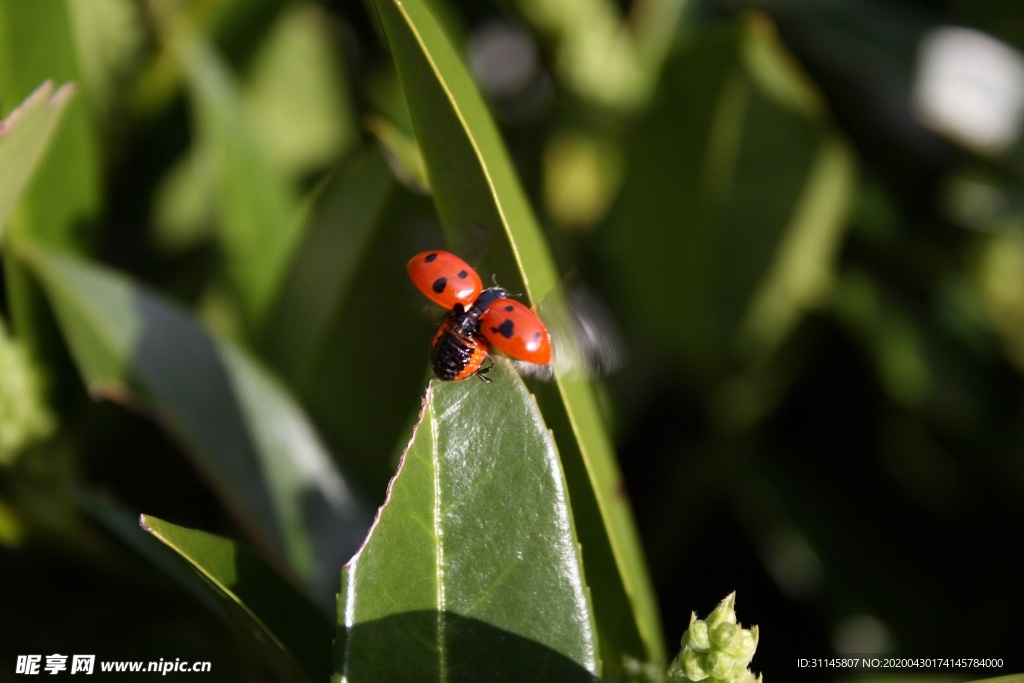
169,20 -> 303,327
336,361 -> 599,682
0,81 -> 76,244
0,1 -> 101,378
262,145 -> 394,384
260,144 -> 440,494
141,514 -> 333,683
372,0 -> 665,672
15,243 -> 368,604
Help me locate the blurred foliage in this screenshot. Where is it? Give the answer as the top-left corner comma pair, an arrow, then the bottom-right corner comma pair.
2,0 -> 1024,681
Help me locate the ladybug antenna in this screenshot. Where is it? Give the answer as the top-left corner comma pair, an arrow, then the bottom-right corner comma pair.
489,273 -> 521,298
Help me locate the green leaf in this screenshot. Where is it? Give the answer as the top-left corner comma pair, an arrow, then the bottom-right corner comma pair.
141,514 -> 333,683
336,361 -> 599,682
373,0 -> 555,293
262,145 -> 394,384
373,0 -> 665,671
16,242 -> 368,603
66,0 -> 146,122
606,19 -> 854,389
244,2 -> 357,177
734,16 -> 855,362
0,316 -> 55,463
0,81 -> 76,244
364,113 -> 430,193
0,0 -> 100,250
171,21 -> 303,327
517,0 -> 646,111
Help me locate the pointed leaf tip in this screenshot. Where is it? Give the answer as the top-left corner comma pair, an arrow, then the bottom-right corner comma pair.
337,361 -> 599,681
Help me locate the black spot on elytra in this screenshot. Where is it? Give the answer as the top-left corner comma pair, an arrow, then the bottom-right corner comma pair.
458,270 -> 468,278
533,332 -> 541,339
491,319 -> 515,339
505,305 -> 514,312
425,253 -> 438,262
432,277 -> 447,294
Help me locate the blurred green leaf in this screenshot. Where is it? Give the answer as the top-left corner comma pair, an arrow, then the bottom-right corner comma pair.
0,81 -> 76,244
832,269 -> 930,407
259,144 -> 440,494
262,145 -> 394,383
1,0 -> 100,379
66,0 -> 145,121
373,0 -> 665,671
734,16 -> 855,363
365,113 -> 431,193
336,361 -> 599,681
151,149 -> 215,254
517,0 -> 645,111
976,224 -> 1024,372
170,21 -> 303,327
244,2 -> 356,177
607,18 -> 854,387
141,514 -> 333,683
16,243 -> 369,603
736,129 -> 854,360
0,317 -> 54,463
0,0 -> 100,251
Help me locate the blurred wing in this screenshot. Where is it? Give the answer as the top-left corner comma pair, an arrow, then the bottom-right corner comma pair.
513,282 -> 625,381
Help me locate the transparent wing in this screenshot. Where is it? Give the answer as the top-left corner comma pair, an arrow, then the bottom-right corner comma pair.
511,281 -> 625,381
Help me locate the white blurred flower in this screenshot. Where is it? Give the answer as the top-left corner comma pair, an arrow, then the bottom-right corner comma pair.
913,26 -> 1024,155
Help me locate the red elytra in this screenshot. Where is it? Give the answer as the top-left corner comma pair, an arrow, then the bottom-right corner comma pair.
407,251 -> 482,311
480,298 -> 552,365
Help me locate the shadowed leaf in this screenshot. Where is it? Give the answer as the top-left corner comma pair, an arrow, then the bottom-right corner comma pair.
17,243 -> 369,605
141,514 -> 332,683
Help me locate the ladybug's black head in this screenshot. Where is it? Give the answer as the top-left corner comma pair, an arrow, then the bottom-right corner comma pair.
473,286 -> 511,312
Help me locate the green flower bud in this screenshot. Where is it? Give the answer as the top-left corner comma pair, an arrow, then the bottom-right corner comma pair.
711,622 -> 739,651
707,593 -> 739,629
622,654 -> 667,683
685,613 -> 711,651
666,593 -> 762,683
680,648 -> 708,681
707,651 -> 733,679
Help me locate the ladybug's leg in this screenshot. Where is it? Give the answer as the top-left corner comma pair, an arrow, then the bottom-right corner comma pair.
476,357 -> 494,382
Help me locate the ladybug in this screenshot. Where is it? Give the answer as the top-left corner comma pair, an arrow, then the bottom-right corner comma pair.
408,250 -> 552,382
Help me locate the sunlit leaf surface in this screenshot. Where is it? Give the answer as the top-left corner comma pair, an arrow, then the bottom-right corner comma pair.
336,361 -> 599,682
